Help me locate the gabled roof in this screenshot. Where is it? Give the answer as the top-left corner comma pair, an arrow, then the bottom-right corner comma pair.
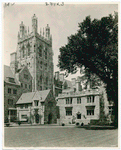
16,92 -> 35,104
16,89 -> 50,104
4,65 -> 20,85
4,65 -> 14,78
32,90 -> 50,101
16,66 -> 30,75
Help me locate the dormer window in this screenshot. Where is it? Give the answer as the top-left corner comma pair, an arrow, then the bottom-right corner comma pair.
34,100 -> 39,106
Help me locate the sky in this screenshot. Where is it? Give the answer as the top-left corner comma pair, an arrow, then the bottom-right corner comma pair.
3,3 -> 118,80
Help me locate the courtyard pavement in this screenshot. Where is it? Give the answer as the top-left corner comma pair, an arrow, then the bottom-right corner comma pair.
4,125 -> 118,148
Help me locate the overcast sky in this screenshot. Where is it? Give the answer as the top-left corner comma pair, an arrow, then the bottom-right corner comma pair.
3,3 -> 118,80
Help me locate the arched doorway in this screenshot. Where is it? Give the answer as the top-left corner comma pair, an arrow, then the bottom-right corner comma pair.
48,113 -> 52,124
35,113 -> 39,123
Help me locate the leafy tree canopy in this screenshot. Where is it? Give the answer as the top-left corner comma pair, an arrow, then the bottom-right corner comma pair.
58,12 -> 118,96
58,12 -> 118,126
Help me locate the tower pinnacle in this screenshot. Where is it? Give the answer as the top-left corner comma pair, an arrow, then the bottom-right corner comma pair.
32,14 -> 38,33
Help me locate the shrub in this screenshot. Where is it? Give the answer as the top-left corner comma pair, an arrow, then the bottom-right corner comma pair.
90,119 -> 99,125
6,123 -> 10,127
18,121 -> 21,126
62,123 -> 65,126
4,117 -> 9,123
76,122 -> 80,126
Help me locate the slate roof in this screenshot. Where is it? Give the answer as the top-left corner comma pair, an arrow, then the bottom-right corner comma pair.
16,92 -> 35,104
4,65 -> 20,85
32,90 -> 50,101
16,89 -> 50,104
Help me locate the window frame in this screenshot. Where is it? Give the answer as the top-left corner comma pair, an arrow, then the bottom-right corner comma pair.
25,84 -> 27,89
87,109 -> 94,116
66,110 -> 72,116
34,100 -> 39,106
77,113 -> 81,119
25,104 -> 28,109
38,45 -> 42,57
77,97 -> 81,104
66,97 -> 72,104
8,99 -> 13,105
21,83 -> 23,87
8,88 -> 11,94
13,89 -> 17,94
20,105 -> 23,109
87,96 -> 95,103
45,48 -> 47,59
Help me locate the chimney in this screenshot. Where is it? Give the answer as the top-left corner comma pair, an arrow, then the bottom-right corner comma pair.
76,79 -> 82,92
55,71 -> 59,80
10,52 -> 18,75
71,78 -> 76,88
59,73 -> 64,82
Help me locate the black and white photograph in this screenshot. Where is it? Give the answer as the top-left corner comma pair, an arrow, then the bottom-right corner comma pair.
3,2 -> 118,148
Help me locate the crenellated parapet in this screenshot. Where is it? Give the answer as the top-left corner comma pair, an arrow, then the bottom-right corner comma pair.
14,14 -> 54,92
18,14 -> 52,45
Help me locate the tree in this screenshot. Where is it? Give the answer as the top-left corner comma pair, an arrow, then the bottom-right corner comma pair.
99,93 -> 109,125
58,12 -> 118,127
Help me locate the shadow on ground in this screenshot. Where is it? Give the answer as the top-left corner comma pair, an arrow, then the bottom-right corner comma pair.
76,125 -> 117,130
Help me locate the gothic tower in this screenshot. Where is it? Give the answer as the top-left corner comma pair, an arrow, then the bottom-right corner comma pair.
13,14 -> 54,91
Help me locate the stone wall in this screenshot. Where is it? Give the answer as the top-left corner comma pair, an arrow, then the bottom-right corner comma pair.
57,94 -> 100,125
44,90 -> 57,124
4,82 -> 21,122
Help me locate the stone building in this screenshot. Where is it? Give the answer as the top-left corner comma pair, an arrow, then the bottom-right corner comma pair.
56,73 -> 113,125
56,87 -> 113,125
54,71 -> 63,97
15,66 -> 32,93
4,65 -> 21,122
16,89 -> 57,124
4,65 -> 32,123
56,88 -> 100,125
10,14 -> 54,92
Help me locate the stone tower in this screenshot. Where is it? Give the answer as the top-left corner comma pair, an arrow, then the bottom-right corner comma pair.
12,14 -> 54,91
